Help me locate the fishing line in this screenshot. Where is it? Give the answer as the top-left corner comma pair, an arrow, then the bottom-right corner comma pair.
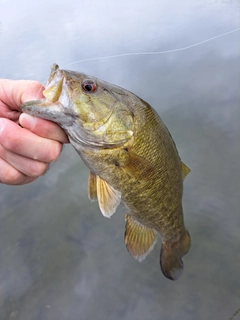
38,27 -> 240,96
61,27 -> 240,69
228,307 -> 240,320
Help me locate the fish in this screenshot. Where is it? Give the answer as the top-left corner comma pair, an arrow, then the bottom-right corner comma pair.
20,64 -> 191,280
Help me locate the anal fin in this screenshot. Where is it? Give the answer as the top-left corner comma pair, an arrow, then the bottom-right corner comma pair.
124,214 -> 157,262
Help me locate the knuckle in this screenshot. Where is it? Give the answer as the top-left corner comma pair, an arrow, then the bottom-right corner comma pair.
2,167 -> 25,185
28,162 -> 49,178
0,120 -> 20,151
1,134 -> 19,152
47,142 -> 62,162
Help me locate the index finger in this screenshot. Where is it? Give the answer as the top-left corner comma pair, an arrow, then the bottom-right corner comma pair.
0,118 -> 63,162
19,113 -> 69,144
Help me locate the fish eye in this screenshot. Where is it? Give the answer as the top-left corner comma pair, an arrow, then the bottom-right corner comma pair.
81,79 -> 97,92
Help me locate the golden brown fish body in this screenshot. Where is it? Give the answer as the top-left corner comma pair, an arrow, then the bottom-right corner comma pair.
21,64 -> 191,280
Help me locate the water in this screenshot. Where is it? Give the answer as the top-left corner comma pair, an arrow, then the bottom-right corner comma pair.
0,0 -> 240,319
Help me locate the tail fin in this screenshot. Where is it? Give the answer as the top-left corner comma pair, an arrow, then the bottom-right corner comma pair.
160,230 -> 191,280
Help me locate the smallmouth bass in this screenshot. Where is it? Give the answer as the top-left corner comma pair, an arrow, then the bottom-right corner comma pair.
20,64 -> 191,280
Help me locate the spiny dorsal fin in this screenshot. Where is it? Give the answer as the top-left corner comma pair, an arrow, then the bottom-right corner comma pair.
181,162 -> 191,180
96,175 -> 121,218
124,214 -> 157,262
88,171 -> 98,202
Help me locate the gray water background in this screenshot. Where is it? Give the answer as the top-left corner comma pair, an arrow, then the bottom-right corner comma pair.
0,0 -> 239,319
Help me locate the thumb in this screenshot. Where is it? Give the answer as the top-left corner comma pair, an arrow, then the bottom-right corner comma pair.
20,80 -> 45,103
0,79 -> 44,110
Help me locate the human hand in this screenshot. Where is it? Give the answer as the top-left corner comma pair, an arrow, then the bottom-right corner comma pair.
0,79 -> 69,185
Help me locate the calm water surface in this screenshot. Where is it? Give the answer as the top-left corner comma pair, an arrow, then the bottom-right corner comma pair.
0,0 -> 239,319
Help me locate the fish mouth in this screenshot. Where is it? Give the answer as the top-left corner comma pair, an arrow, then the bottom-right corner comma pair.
20,63 -> 113,132
20,64 -> 79,127
20,99 -> 77,127
43,64 -> 64,102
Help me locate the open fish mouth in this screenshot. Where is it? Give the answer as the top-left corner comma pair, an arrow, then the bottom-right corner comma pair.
20,97 -> 78,127
20,64 -> 79,127
43,64 -> 64,103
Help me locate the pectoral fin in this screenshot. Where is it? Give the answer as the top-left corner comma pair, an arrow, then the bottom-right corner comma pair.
124,214 -> 157,262
121,150 -> 155,180
181,162 -> 190,180
96,175 -> 121,218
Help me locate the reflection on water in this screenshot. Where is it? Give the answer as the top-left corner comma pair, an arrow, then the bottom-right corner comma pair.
0,0 -> 239,319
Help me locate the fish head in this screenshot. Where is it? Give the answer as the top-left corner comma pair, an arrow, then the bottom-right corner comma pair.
20,64 -> 134,148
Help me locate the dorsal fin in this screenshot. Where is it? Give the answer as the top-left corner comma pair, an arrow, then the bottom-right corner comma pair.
124,214 -> 157,262
181,162 -> 190,180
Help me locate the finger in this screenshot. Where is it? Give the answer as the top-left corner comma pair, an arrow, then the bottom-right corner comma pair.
0,79 -> 44,111
0,144 -> 49,178
21,81 -> 45,103
19,113 -> 69,143
0,158 -> 36,185
0,118 -> 63,162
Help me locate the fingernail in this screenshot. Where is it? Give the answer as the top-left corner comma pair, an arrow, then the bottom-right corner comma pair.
19,113 -> 36,130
